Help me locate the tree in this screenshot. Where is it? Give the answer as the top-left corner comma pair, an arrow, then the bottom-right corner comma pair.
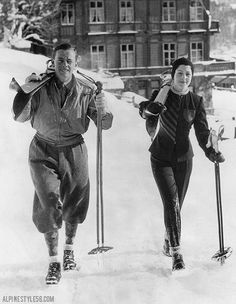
210,0 -> 236,50
0,0 -> 61,48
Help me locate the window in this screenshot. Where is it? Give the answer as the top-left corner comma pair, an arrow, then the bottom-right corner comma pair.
120,0 -> 134,23
91,45 -> 106,69
61,3 -> 75,25
163,43 -> 176,66
191,42 -> 203,62
121,44 -> 135,68
162,1 -> 176,22
190,0 -> 203,21
89,0 -> 104,23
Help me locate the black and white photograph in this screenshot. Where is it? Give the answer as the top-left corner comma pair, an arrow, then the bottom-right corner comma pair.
0,0 -> 236,303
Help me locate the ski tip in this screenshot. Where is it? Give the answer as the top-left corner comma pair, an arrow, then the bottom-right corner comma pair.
9,77 -> 21,92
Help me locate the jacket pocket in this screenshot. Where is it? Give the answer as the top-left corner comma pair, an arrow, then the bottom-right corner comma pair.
183,109 -> 196,123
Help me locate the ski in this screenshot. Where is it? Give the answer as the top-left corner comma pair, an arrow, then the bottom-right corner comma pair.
10,62 -> 55,121
9,59 -> 55,96
9,72 -> 54,95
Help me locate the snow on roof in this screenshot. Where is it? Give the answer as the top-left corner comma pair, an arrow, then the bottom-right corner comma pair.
160,30 -> 180,33
188,29 -> 207,33
117,30 -> 138,34
88,32 -> 111,35
24,34 -> 45,43
10,38 -> 31,49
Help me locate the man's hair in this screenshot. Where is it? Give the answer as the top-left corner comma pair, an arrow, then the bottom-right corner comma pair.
52,43 -> 78,59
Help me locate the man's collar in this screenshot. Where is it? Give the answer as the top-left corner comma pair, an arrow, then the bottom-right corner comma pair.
55,74 -> 75,91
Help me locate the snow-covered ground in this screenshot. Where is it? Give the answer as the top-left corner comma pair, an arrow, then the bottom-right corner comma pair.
1,47 -> 236,304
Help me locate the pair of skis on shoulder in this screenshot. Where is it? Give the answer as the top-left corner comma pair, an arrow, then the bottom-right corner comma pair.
9,60 -> 55,96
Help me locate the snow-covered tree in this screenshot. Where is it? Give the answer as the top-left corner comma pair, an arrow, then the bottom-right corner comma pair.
0,0 -> 60,48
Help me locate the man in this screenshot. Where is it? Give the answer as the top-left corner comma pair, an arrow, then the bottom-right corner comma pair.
12,43 -> 113,284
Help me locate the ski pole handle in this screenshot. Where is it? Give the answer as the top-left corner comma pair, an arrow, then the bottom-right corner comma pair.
95,81 -> 103,95
95,82 -> 107,115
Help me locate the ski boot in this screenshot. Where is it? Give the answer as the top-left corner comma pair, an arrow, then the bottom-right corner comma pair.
172,252 -> 185,271
45,262 -> 61,285
63,249 -> 77,271
162,239 -> 171,257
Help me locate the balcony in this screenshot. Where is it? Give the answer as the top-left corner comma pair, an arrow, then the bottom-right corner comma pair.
149,19 -> 220,34
87,18 -> 219,36
194,60 -> 236,76
88,21 -> 145,35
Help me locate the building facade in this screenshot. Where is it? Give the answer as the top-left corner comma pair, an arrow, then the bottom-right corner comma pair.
54,0 -> 233,109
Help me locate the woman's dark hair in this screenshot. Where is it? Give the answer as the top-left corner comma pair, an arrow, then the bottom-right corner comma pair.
171,57 -> 194,78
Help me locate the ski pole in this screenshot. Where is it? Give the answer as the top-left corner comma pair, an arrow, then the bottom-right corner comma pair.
215,161 -> 225,263
99,116 -> 105,246
211,126 -> 232,264
212,160 -> 232,264
87,80 -> 113,255
96,109 -> 101,248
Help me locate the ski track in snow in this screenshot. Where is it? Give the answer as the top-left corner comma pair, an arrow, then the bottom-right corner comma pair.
0,48 -> 236,304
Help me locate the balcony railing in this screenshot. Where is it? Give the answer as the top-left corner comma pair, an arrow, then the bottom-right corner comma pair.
60,19 -> 219,37
158,20 -> 219,33
107,61 -> 236,78
194,61 -> 236,76
87,19 -> 219,35
88,21 -> 145,34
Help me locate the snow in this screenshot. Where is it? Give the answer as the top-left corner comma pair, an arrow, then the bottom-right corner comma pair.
211,44 -> 236,61
1,47 -> 236,304
77,68 -> 124,91
120,91 -> 148,106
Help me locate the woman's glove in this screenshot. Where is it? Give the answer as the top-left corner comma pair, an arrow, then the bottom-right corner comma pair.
146,102 -> 166,115
139,101 -> 166,118
139,101 -> 148,118
205,147 -> 225,163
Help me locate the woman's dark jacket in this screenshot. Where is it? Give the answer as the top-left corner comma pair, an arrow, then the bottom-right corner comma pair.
140,89 -> 210,162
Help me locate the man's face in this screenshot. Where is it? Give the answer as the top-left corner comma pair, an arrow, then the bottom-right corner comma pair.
54,48 -> 76,84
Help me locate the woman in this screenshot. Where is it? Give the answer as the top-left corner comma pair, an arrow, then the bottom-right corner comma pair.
139,57 -> 224,271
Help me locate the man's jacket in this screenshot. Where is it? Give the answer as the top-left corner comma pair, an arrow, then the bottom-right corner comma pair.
13,75 -> 113,147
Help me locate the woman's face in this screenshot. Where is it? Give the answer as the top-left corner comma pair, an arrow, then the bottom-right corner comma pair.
173,65 -> 192,92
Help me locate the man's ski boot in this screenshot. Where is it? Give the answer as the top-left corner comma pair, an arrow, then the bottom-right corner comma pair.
162,239 -> 171,257
45,262 -> 61,285
63,250 -> 77,271
172,252 -> 185,271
